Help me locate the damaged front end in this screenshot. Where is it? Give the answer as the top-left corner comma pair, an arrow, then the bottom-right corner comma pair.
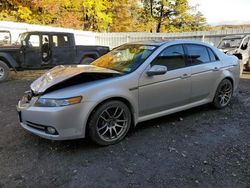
18,65 -> 122,110
30,65 -> 122,95
16,65 -> 123,139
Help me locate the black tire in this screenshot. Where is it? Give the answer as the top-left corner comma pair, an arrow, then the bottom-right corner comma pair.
88,100 -> 132,146
81,57 -> 95,64
0,60 -> 10,82
213,79 -> 233,109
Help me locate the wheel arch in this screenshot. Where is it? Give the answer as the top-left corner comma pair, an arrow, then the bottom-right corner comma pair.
224,76 -> 234,89
0,56 -> 11,68
0,52 -> 19,69
82,53 -> 98,60
78,52 -> 99,64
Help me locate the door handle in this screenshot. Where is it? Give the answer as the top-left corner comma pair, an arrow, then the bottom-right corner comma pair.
181,73 -> 191,79
213,67 -> 220,71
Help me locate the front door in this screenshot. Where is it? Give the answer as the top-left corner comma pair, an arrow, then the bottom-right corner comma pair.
23,34 -> 41,68
138,45 -> 191,117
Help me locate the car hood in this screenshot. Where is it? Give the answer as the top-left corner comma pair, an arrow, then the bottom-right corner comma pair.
31,65 -> 121,94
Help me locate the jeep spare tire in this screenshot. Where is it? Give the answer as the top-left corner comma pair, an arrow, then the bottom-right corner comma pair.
0,60 -> 10,82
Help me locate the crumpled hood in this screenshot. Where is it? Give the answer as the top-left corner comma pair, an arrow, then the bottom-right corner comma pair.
31,65 -> 121,94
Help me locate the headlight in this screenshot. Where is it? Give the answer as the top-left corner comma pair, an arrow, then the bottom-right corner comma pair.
35,96 -> 82,107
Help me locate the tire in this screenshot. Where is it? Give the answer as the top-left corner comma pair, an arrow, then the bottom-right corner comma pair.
88,100 -> 132,146
213,79 -> 233,109
0,60 -> 10,82
81,57 -> 95,65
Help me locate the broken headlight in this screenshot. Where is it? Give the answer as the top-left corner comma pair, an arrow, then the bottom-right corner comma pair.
35,96 -> 82,107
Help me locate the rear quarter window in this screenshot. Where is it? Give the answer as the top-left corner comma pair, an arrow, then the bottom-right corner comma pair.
207,48 -> 219,62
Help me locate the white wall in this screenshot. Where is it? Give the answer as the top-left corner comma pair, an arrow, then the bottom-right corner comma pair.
0,21 -> 96,45
1,21 -> 250,48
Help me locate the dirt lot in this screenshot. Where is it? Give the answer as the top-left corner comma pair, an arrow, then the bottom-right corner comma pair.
0,71 -> 250,187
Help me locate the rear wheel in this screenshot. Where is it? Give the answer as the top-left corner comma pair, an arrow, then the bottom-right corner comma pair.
88,100 -> 132,146
213,79 -> 233,109
0,60 -> 10,82
81,57 -> 95,64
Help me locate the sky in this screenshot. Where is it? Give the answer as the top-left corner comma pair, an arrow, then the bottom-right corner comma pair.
188,0 -> 250,25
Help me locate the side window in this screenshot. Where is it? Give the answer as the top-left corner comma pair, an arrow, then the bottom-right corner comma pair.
52,35 -> 69,47
186,44 -> 210,64
28,35 -> 40,47
151,45 -> 186,71
207,48 -> 218,62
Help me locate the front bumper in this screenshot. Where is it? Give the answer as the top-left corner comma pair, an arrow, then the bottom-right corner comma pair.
17,97 -> 96,140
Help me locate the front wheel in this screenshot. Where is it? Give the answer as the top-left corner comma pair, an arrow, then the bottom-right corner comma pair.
88,100 -> 132,146
213,79 -> 233,109
0,60 -> 10,82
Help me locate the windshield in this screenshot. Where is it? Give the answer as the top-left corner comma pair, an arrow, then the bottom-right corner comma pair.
218,38 -> 243,49
91,44 -> 157,73
16,33 -> 28,45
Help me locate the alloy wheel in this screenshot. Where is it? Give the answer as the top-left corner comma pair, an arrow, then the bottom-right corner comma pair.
0,66 -> 4,79
217,81 -> 232,106
96,106 -> 128,142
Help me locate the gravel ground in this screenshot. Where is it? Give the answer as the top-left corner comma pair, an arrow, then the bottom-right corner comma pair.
0,71 -> 249,188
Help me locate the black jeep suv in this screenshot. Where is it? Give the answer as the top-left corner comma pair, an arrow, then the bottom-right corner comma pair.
0,31 -> 110,81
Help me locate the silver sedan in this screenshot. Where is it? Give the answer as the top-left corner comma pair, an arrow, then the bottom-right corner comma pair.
17,40 -> 240,145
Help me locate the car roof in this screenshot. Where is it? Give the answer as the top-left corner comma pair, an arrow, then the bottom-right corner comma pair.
222,35 -> 246,39
22,31 -> 72,35
127,40 -> 211,47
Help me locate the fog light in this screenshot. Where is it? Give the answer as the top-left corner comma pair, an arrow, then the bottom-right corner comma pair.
47,127 -> 57,135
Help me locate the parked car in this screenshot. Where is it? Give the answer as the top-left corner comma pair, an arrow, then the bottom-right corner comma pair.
0,31 -> 109,82
217,35 -> 250,73
17,40 -> 240,145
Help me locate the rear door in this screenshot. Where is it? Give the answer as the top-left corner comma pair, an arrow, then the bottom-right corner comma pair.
184,44 -> 222,102
51,34 -> 75,65
138,44 -> 192,117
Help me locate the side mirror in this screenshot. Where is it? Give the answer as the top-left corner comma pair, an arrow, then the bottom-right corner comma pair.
21,40 -> 27,47
147,65 -> 167,76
